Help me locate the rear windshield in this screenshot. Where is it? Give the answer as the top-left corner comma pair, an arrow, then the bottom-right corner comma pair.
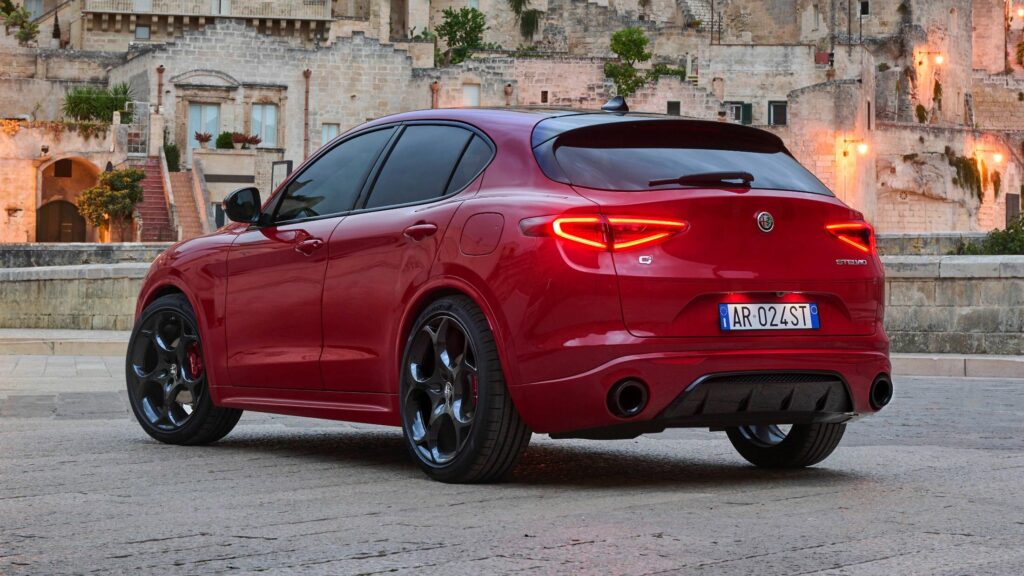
538,120 -> 832,196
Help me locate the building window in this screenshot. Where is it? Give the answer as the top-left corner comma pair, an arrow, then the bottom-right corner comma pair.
860,1 -> 869,16
667,101 -> 681,115
212,0 -> 230,15
321,123 -> 340,146
54,159 -> 73,178
135,26 -> 151,40
133,0 -> 153,12
867,101 -> 872,130
251,103 -> 279,147
725,101 -> 752,124
462,84 -> 481,107
467,0 -> 479,8
540,90 -> 548,104
188,103 -> 220,150
1007,194 -> 1021,228
768,101 -> 788,126
24,0 -> 43,19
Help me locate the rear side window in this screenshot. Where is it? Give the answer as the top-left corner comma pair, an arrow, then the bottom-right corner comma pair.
275,127 -> 394,222
446,136 -> 492,194
365,125 -> 475,209
541,121 -> 832,196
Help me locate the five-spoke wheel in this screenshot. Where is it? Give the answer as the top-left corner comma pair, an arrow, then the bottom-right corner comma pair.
404,314 -> 479,465
126,294 -> 242,445
400,296 -> 531,483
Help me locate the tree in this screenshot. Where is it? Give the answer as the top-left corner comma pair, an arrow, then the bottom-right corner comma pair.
603,28 -> 652,97
436,7 -> 488,66
3,6 -> 39,45
77,169 -> 145,242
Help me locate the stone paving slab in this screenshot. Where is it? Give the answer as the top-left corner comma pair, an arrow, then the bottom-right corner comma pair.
0,357 -> 1022,575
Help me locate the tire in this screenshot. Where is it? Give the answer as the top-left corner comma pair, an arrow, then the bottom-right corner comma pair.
400,295 -> 531,483
126,293 -> 243,445
726,423 -> 846,468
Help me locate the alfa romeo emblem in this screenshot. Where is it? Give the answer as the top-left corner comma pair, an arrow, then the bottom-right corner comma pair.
756,211 -> 774,233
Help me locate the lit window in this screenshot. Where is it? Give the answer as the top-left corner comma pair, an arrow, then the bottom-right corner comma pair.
251,103 -> 278,147
768,101 -> 788,126
321,123 -> 340,146
135,25 -> 151,40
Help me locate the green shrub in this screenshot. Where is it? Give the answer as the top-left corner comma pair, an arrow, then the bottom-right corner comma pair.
436,7 -> 487,65
603,27 -> 652,97
77,168 -> 145,241
215,131 -> 235,149
62,83 -> 132,122
954,216 -> 1024,255
163,143 -> 181,172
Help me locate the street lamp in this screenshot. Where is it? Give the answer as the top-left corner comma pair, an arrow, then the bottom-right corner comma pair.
974,148 -> 1005,165
842,138 -> 869,157
917,51 -> 945,66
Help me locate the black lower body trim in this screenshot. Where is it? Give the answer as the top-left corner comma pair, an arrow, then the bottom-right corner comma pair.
551,371 -> 855,440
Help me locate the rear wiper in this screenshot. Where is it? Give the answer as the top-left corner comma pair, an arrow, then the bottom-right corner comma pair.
648,171 -> 755,188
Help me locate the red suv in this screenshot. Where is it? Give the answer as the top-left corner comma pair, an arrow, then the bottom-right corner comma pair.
127,107 -> 892,483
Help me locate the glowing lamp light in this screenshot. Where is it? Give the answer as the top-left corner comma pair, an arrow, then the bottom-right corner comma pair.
857,143 -> 869,155
994,153 -> 1004,163
934,54 -> 944,65
1018,8 -> 1024,18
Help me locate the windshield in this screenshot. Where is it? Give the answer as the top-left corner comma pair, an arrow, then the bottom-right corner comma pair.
539,120 -> 833,196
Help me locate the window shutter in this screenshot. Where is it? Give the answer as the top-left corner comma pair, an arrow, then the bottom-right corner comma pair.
741,103 -> 753,125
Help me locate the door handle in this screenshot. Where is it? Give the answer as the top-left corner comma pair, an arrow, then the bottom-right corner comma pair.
403,223 -> 438,241
294,238 -> 324,255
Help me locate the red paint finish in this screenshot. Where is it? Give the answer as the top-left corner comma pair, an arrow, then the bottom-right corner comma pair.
133,108 -> 890,437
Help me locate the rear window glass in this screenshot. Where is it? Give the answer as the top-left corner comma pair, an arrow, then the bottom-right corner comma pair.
545,121 -> 832,196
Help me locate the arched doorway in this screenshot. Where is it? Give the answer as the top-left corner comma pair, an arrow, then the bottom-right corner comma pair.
37,157 -> 100,242
36,200 -> 86,242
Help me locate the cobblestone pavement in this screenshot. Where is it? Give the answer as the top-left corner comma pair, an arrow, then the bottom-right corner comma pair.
1,355 -> 1023,575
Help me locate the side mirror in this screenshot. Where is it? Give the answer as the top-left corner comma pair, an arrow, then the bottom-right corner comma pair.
223,187 -> 262,225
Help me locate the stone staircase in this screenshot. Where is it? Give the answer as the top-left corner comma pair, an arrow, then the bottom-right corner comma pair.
169,172 -> 205,240
134,159 -> 175,242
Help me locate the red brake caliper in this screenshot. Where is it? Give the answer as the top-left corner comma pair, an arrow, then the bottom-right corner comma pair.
186,342 -> 204,379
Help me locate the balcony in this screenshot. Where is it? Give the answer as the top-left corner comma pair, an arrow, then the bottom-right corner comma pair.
83,0 -> 332,21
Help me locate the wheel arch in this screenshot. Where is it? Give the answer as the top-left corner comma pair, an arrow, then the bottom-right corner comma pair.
396,278 -> 519,394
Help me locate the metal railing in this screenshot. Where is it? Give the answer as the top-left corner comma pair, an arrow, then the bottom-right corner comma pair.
83,0 -> 332,20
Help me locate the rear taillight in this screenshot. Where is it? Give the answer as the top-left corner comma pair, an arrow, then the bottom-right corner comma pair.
524,215 -> 689,251
826,222 -> 875,253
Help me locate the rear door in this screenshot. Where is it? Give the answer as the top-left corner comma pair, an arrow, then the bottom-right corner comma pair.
544,120 -> 883,339
320,123 -> 494,393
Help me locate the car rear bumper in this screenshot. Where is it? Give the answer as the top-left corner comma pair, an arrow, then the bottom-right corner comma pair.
509,347 -> 891,435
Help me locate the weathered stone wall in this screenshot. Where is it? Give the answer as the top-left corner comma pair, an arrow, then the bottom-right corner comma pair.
876,232 -> 987,255
0,243 -> 172,268
0,264 -> 148,330
0,49 -> 125,120
973,75 -> 1024,131
972,0 -> 1007,74
2,258 -> 1021,357
885,256 -> 1024,355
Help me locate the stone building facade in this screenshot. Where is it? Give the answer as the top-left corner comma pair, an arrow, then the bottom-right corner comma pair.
2,0 -> 1023,243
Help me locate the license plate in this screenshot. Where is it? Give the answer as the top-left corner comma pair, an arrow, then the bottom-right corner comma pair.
719,303 -> 820,331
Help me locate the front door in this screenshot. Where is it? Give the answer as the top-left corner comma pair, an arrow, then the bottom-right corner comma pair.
36,200 -> 86,242
321,123 -> 495,393
224,125 -> 398,389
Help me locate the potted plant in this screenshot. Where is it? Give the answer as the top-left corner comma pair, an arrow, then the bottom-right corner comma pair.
231,132 -> 247,150
194,131 -> 212,149
246,134 -> 262,148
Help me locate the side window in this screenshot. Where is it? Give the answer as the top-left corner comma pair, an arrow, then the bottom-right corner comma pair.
446,136 -> 493,194
365,125 -> 474,209
274,127 -> 394,223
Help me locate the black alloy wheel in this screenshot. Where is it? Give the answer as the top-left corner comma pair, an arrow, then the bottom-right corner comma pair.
126,294 -> 242,445
400,296 -> 531,483
726,422 -> 846,468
